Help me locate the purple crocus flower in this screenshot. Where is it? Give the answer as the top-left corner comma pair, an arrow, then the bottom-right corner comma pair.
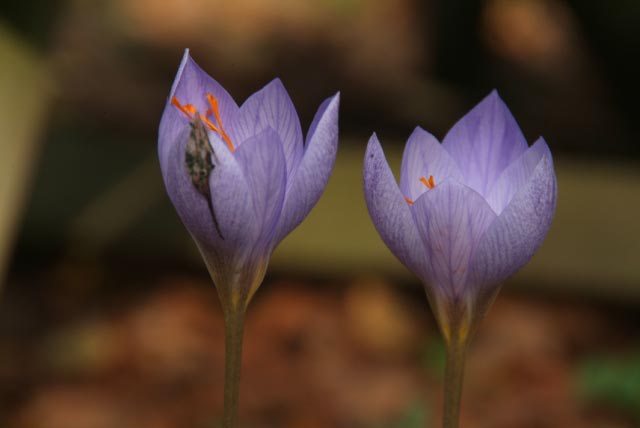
158,50 -> 340,312
363,91 -> 557,345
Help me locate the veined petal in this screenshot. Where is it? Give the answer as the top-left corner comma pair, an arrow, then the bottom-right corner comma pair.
159,121 -> 256,258
400,127 -> 464,201
363,134 -> 429,279
272,93 -> 340,246
159,50 -> 239,174
469,148 -> 557,290
485,138 -> 551,214
233,128 -> 287,249
442,90 -> 528,196
412,180 -> 497,299
229,79 -> 304,176
206,132 -> 259,252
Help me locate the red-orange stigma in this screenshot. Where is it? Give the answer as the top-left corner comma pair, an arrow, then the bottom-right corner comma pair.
205,93 -> 234,152
405,197 -> 414,205
171,97 -> 196,117
420,175 -> 435,189
171,94 -> 235,153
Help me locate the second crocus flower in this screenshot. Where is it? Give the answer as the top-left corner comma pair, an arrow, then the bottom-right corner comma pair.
363,91 -> 557,428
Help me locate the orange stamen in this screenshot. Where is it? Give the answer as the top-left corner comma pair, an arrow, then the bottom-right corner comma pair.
405,197 -> 414,205
206,93 -> 235,152
171,94 -> 236,153
171,97 -> 197,117
420,175 -> 435,189
198,113 -> 220,133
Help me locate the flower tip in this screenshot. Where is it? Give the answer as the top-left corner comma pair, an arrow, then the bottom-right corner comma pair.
169,49 -> 194,99
267,77 -> 286,91
483,88 -> 504,105
365,133 -> 385,161
326,91 -> 341,111
329,91 -> 341,107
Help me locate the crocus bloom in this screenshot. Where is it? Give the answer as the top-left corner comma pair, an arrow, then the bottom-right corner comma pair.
158,50 -> 340,311
363,91 -> 557,345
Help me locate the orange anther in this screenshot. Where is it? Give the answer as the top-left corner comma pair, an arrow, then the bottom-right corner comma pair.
171,93 -> 236,153
420,175 -> 435,189
405,197 -> 414,205
206,93 -> 234,152
198,113 -> 220,133
172,97 -> 197,118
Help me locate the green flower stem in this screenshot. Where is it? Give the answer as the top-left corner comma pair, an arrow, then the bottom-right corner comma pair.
443,339 -> 467,428
223,307 -> 246,428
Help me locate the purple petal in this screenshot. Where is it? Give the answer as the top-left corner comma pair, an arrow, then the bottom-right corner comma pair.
159,50 -> 239,174
272,93 -> 340,246
171,50 -> 239,121
233,128 -> 287,250
363,134 -> 429,279
485,138 -> 551,214
205,133 -> 259,252
399,127 -> 464,201
411,180 -> 497,299
442,90 -> 528,196
159,123 -> 256,258
468,147 -> 557,290
228,79 -> 304,176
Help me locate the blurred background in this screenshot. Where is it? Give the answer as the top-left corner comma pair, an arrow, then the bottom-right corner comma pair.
1,0 -> 640,427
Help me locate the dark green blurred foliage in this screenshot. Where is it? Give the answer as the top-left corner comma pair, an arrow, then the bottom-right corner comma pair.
0,0 -> 63,50
578,350 -> 640,419
422,340 -> 447,378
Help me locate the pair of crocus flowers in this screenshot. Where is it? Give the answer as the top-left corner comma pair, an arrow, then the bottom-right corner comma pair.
159,50 -> 557,348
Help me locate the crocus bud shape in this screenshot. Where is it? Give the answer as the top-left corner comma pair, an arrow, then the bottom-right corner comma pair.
158,50 -> 340,312
363,91 -> 557,346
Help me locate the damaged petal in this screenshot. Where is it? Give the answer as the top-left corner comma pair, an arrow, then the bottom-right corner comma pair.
186,117 -> 224,239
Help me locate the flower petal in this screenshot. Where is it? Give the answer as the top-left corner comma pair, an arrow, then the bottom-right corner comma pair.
272,93 -> 340,246
469,146 -> 557,290
205,132 -> 259,252
159,121 -> 256,258
400,127 -> 464,201
485,138 -> 551,214
363,134 -> 429,279
233,128 -> 287,250
159,50 -> 239,174
442,90 -> 528,196
411,180 -> 497,299
171,50 -> 239,121
229,79 -> 304,176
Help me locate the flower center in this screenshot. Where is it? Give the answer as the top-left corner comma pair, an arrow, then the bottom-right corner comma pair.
405,175 -> 436,205
172,93 -> 235,152
420,175 -> 435,189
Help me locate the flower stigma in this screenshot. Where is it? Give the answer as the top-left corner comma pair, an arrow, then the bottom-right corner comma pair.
404,175 -> 436,205
172,94 -> 235,152
420,175 -> 435,189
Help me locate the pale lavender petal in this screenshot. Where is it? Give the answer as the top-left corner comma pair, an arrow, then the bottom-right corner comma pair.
229,79 -> 304,176
159,124 -> 256,257
233,128 -> 287,249
399,127 -> 464,201
469,148 -> 557,290
411,180 -> 497,299
159,50 -> 238,174
485,138 -> 551,214
363,134 -> 429,279
272,93 -> 339,246
442,91 -> 528,196
206,133 -> 259,251
171,50 -> 239,122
